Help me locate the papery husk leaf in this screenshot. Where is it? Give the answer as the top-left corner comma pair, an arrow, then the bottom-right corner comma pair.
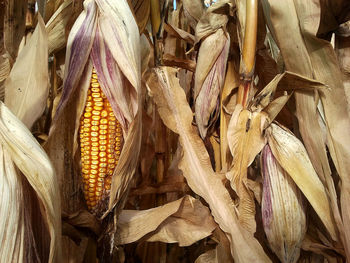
53,0 -> 97,121
195,249 -> 217,263
0,145 -> 25,262
106,109 -> 141,214
195,0 -> 234,42
195,228 -> 234,263
46,0 -> 74,54
96,0 -> 141,109
335,29 -> 350,116
293,1 -> 350,254
164,23 -> 195,45
251,71 -> 327,111
226,105 -> 268,233
128,0 -> 150,33
147,66 -> 271,262
118,195 -> 216,246
91,26 -> 133,130
93,0 -> 142,214
46,63 -> 92,214
5,15 -> 48,129
262,0 -> 343,246
195,29 -> 230,138
0,101 -> 61,262
267,123 -> 337,240
183,0 -> 205,30
220,60 -> 239,171
261,145 -> 306,263
263,94 -> 292,124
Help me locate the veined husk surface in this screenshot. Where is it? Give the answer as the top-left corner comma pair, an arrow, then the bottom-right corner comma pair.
261,144 -> 306,263
1,15 -> 61,263
46,0 -> 142,217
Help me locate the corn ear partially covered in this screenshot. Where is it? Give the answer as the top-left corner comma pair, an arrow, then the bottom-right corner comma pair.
267,123 -> 337,240
79,69 -> 123,212
50,0 -> 141,217
194,1 -> 232,138
261,144 -> 306,263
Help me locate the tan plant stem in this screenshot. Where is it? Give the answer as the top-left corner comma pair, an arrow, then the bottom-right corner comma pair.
150,0 -> 162,65
149,1 -> 167,260
237,0 -> 258,107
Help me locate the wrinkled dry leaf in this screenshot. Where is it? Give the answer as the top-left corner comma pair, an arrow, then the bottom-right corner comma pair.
118,195 -> 216,246
267,123 -> 337,240
226,105 -> 267,233
262,0 -> 343,247
195,0 -> 234,42
5,15 -> 48,130
128,0 -> 150,33
147,66 -> 271,262
194,28 -> 230,138
293,1 -> 350,255
220,60 -> 239,171
46,0 -> 74,54
182,0 -> 204,30
164,23 -> 195,45
0,101 -> 61,262
261,144 -> 306,263
0,145 -> 26,262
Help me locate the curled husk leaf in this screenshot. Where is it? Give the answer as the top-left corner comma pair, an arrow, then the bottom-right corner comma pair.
261,144 -> 306,263
0,101 -> 61,262
49,0 -> 141,217
267,123 -> 337,240
194,29 -> 230,138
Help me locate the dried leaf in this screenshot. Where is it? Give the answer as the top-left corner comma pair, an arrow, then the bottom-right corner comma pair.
183,0 -> 204,29
128,0 -> 150,33
164,23 -> 195,45
118,195 -> 216,246
5,15 -> 49,129
194,29 -> 230,138
147,66 -> 271,262
262,0 -> 343,248
195,0 -> 234,42
226,106 -> 268,233
267,123 -> 337,240
261,145 -> 306,263
46,0 -> 74,54
0,101 -> 61,262
293,1 -> 350,255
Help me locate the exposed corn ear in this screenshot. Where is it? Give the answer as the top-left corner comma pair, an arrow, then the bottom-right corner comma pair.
261,144 -> 306,263
79,69 -> 123,212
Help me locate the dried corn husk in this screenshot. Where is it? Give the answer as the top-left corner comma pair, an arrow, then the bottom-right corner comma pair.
48,0 -> 141,217
193,1 -> 234,138
117,195 -> 216,246
147,66 -> 271,263
5,15 -> 49,129
1,14 -> 61,262
261,144 -> 306,263
0,101 -> 61,262
267,123 -> 337,240
194,28 -> 230,138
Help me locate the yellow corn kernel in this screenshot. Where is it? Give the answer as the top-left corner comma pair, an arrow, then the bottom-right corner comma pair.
79,68 -> 124,213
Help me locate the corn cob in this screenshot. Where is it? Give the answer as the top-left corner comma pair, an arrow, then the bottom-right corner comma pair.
79,69 -> 123,212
